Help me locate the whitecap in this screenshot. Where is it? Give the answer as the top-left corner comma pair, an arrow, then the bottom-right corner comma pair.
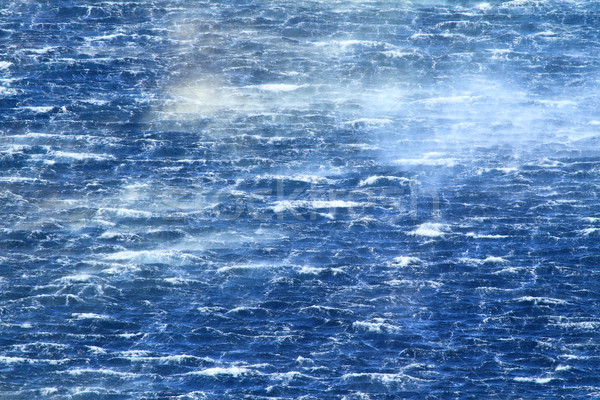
554,365 -> 571,372
414,95 -> 482,105
391,256 -> 421,267
53,151 -> 114,161
342,372 -> 420,383
393,157 -> 457,167
163,277 -> 195,285
297,266 -> 345,275
55,274 -> 94,284
71,313 -> 113,320
97,207 -> 153,218
185,367 -> 254,377
254,84 -> 304,92
81,98 -> 109,106
65,368 -> 144,379
216,263 -> 274,273
40,388 -> 59,396
358,176 -> 410,187
86,346 -> 107,354
352,319 -> 399,333
104,250 -> 199,265
481,256 -> 507,264
0,87 -> 17,96
580,228 -> 599,236
514,296 -> 569,305
345,118 -> 393,127
0,356 -> 69,365
514,376 -> 555,384
23,106 -> 55,113
465,233 -> 508,239
272,200 -> 364,213
410,222 -> 449,237
552,321 -> 600,330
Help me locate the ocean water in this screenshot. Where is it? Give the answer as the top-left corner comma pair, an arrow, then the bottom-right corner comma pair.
1,0 -> 600,398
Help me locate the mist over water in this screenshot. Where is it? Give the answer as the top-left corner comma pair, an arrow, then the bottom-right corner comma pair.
1,1 -> 600,399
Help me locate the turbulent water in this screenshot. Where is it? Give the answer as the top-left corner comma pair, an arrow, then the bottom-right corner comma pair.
1,0 -> 600,398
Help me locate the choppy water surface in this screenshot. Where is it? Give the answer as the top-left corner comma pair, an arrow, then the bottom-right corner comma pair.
1,1 -> 600,398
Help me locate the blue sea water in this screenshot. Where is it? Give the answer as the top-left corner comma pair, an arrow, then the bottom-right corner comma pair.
1,0 -> 600,398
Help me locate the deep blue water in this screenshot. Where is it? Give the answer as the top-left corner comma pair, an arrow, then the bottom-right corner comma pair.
1,0 -> 600,398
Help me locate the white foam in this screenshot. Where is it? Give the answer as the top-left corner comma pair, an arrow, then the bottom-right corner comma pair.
341,393 -> 371,400
53,151 -> 114,161
55,274 -> 93,284
254,84 -> 303,92
86,346 -> 107,354
65,368 -> 143,379
580,228 -> 599,236
296,356 -> 315,366
186,367 -> 253,377
534,30 -> 558,37
465,233 -> 508,239
104,250 -> 198,265
536,99 -> 577,108
98,231 -> 133,239
272,200 -> 363,213
0,61 -> 11,69
559,354 -> 590,360
217,263 -> 274,273
0,87 -> 17,96
174,391 -> 208,399
492,267 -> 522,275
163,277 -> 194,285
97,207 -> 153,218
582,217 -> 600,223
297,266 -> 322,275
353,319 -> 399,333
393,157 -> 457,167
69,387 -> 115,396
345,118 -> 393,127
0,356 -> 68,365
81,98 -> 109,106
23,106 -> 54,113
315,39 -> 390,50
388,279 -> 442,288
344,143 -> 380,150
358,176 -> 410,187
311,200 -> 363,209
383,50 -> 417,58
9,342 -> 69,352
259,174 -> 332,184
515,296 -> 569,305
410,222 -> 448,237
554,365 -> 571,372
342,372 -> 419,383
415,95 -> 482,105
27,46 -> 56,54
484,167 -> 518,174
392,256 -> 421,267
71,313 -> 113,320
297,266 -> 345,275
552,321 -> 600,330
269,371 -> 307,381
40,388 -> 59,395
482,256 -> 507,264
513,376 -> 555,384
0,176 -> 42,183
